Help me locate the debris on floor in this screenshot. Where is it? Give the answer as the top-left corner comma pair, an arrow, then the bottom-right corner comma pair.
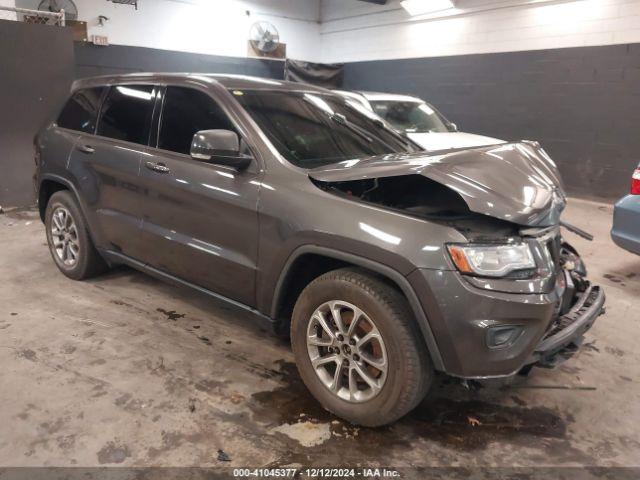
217,449 -> 231,462
156,308 -> 186,321
467,416 -> 482,427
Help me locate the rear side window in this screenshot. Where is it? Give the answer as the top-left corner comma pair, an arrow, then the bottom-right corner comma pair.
97,85 -> 155,145
57,87 -> 105,133
158,87 -> 236,155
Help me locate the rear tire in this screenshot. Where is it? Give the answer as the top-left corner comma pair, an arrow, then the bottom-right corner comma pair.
45,190 -> 108,280
291,267 -> 433,426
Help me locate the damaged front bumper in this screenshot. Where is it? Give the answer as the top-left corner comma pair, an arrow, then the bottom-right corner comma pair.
409,267 -> 606,379
526,284 -> 605,369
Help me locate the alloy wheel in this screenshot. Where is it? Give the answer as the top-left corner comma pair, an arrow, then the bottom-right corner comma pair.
306,300 -> 388,403
50,206 -> 80,267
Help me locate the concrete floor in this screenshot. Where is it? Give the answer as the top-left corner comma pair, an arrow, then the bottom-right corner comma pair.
1,198 -> 639,472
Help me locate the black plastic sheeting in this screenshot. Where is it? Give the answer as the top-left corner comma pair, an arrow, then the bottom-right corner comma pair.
285,59 -> 344,89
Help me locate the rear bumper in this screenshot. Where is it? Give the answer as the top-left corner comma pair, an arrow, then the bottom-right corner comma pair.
526,285 -> 605,368
611,194 -> 640,255
611,231 -> 640,256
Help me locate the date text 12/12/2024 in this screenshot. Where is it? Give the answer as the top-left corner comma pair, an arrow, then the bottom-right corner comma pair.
233,468 -> 401,478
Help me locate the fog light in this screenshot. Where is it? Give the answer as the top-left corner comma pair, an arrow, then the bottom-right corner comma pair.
487,326 -> 523,349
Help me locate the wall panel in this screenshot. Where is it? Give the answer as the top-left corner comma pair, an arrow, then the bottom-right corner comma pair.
344,43 -> 640,198
74,43 -> 285,79
0,20 -> 74,208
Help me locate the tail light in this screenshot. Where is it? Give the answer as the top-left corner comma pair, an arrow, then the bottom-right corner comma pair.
632,168 -> 640,195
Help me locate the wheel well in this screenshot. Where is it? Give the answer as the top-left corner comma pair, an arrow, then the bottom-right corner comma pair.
273,253 -> 403,323
38,180 -> 68,222
272,250 -> 444,370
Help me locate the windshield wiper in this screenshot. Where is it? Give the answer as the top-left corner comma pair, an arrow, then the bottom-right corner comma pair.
303,94 -> 410,152
329,113 -> 374,144
370,118 -> 416,148
330,113 -> 409,153
339,103 -> 416,149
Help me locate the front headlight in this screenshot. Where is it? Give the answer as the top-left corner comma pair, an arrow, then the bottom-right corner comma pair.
447,243 -> 536,278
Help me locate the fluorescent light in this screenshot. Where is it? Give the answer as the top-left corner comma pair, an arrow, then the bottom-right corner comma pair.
401,0 -> 455,16
115,86 -> 153,101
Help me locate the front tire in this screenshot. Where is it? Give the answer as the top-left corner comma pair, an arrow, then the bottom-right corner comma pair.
45,190 -> 108,280
291,267 -> 433,426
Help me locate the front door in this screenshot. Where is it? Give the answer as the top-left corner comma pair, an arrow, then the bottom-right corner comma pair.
137,86 -> 261,307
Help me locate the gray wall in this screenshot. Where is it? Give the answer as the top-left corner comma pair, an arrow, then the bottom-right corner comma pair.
74,43 -> 285,79
344,44 -> 640,199
0,20 -> 75,208
0,35 -> 284,208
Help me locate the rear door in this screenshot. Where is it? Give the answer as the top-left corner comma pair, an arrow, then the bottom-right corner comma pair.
45,86 -> 105,195
136,85 -> 261,306
68,84 -> 157,258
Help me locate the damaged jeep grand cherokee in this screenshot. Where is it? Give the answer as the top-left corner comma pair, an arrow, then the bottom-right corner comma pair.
36,74 -> 605,427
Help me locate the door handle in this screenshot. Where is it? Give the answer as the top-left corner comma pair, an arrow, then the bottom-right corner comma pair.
145,161 -> 171,174
77,144 -> 95,154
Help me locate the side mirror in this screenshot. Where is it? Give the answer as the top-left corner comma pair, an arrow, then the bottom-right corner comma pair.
190,129 -> 252,170
449,122 -> 458,132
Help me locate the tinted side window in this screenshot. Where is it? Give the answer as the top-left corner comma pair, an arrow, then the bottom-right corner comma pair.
158,87 -> 236,155
57,87 -> 105,133
97,85 -> 155,145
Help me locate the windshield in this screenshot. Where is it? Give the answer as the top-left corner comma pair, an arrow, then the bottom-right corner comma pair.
232,90 -> 417,169
370,100 -> 451,134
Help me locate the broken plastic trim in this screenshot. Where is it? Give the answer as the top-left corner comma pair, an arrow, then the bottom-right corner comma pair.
560,220 -> 594,241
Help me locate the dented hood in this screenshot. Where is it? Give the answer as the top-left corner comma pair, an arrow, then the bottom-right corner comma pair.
309,142 -> 567,227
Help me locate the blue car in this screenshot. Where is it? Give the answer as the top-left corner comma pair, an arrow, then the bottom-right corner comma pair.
611,165 -> 640,255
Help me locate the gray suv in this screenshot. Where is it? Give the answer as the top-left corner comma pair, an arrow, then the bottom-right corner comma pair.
35,73 -> 605,426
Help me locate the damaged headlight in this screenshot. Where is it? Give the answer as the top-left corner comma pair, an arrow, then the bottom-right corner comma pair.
447,243 -> 536,278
